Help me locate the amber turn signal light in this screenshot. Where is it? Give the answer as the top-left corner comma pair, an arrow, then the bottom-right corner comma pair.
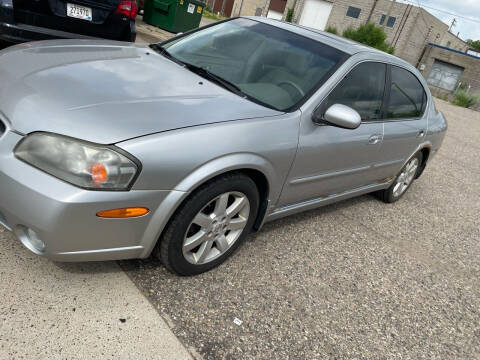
96,207 -> 149,218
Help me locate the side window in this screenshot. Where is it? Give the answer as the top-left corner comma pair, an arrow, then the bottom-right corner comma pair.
323,62 -> 386,121
386,66 -> 427,119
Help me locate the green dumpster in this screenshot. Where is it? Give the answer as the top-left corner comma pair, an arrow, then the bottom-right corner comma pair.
143,0 -> 205,33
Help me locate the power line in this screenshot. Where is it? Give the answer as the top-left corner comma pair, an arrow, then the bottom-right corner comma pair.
399,0 -> 480,24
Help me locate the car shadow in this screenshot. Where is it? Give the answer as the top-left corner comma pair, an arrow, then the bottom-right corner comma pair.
53,260 -> 123,274
119,193 -> 378,273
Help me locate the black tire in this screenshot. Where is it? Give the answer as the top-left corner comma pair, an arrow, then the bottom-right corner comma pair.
155,173 -> 259,276
376,152 -> 423,203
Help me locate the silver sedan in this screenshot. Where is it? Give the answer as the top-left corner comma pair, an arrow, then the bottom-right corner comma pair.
0,17 -> 446,275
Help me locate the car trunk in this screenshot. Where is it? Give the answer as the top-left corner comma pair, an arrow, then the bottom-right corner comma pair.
13,0 -> 122,38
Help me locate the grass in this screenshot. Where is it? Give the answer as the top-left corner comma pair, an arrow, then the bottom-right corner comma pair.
453,90 -> 479,108
202,9 -> 226,21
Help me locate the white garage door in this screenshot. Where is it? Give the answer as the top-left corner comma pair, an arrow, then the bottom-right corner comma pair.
267,10 -> 283,20
299,0 -> 333,31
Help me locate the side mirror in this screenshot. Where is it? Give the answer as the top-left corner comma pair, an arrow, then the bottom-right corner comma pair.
313,104 -> 361,130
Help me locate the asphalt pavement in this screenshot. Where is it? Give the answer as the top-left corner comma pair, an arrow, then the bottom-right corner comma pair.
121,99 -> 480,359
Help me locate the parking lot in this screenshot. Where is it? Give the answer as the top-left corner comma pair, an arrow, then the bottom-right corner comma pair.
0,32 -> 478,357
120,99 -> 480,359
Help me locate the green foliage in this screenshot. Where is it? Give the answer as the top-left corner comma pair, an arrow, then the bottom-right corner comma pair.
453,90 -> 479,108
466,39 -> 480,52
285,8 -> 294,23
202,9 -> 226,21
342,23 -> 395,54
325,26 -> 338,35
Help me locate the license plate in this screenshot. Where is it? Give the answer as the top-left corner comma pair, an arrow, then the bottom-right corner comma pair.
66,3 -> 92,21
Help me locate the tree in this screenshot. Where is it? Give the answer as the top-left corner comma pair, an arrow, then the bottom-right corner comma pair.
466,39 -> 480,52
343,23 -> 395,54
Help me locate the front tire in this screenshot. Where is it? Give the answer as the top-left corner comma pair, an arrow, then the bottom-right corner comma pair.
376,152 -> 423,203
156,173 -> 259,276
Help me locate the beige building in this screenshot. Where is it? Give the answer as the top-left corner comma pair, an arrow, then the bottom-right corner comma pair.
419,43 -> 480,104
282,0 -> 468,66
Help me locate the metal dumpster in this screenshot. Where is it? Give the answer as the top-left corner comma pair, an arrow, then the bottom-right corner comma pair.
143,0 -> 205,33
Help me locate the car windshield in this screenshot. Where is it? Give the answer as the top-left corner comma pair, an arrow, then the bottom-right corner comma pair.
161,18 -> 347,111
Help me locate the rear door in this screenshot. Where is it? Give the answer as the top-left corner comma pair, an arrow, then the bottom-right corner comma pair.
378,65 -> 428,179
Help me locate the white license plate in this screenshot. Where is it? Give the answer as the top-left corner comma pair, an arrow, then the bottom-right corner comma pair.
66,3 -> 92,21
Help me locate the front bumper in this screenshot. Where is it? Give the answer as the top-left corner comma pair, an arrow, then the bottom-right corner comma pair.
0,130 -> 185,261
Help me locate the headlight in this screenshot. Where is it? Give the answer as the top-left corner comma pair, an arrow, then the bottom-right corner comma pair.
14,133 -> 139,190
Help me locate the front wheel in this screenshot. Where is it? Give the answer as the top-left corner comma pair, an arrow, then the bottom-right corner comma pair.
156,173 -> 259,276
376,152 -> 422,203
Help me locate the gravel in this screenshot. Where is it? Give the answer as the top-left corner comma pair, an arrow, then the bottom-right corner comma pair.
120,99 -> 480,359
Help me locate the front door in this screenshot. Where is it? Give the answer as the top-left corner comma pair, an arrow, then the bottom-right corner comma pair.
279,62 -> 388,207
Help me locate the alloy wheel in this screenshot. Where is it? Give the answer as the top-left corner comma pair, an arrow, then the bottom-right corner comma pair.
182,191 -> 250,265
392,157 -> 419,198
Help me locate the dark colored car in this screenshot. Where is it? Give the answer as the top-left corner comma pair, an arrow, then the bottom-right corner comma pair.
0,0 -> 137,43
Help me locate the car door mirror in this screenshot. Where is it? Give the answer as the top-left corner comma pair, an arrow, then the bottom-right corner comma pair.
313,104 -> 361,129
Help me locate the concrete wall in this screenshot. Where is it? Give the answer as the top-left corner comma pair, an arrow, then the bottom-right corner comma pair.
419,44 -> 480,96
232,0 -> 270,16
441,31 -> 469,52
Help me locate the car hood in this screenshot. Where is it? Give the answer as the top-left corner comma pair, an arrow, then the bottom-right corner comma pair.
0,40 -> 281,144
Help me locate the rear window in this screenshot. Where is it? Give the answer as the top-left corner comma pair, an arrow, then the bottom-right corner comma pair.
386,66 -> 427,119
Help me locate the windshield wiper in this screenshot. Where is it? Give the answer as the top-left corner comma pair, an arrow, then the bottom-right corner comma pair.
149,44 -> 185,67
182,62 -> 246,97
149,45 -> 246,97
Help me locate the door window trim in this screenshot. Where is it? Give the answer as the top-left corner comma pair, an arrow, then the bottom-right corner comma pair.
315,60 -> 388,124
381,64 -> 428,122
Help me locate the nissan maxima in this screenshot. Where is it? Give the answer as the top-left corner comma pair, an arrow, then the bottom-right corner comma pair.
0,17 -> 447,275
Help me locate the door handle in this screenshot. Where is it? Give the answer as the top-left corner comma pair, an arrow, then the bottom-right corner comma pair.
417,130 -> 426,138
368,134 -> 382,145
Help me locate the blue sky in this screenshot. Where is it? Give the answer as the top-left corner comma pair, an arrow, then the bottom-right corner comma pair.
396,0 -> 480,41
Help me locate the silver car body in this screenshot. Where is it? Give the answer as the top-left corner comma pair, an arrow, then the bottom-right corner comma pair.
0,17 -> 447,261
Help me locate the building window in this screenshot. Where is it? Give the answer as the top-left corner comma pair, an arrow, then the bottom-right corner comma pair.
446,41 -> 451,47
380,14 -> 396,27
346,6 -> 361,19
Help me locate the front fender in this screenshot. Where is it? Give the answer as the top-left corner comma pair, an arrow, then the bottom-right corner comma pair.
174,152 -> 278,200
118,114 -> 301,256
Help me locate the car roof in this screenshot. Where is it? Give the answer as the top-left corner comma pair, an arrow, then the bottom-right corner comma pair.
245,17 -> 407,64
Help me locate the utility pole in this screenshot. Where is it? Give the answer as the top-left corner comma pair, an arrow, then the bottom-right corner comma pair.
449,18 -> 457,32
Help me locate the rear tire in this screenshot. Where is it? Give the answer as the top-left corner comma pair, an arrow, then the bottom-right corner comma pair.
376,152 -> 423,203
155,173 -> 259,276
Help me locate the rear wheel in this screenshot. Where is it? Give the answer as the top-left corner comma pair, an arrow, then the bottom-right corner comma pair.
376,152 -> 422,203
156,173 -> 259,276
